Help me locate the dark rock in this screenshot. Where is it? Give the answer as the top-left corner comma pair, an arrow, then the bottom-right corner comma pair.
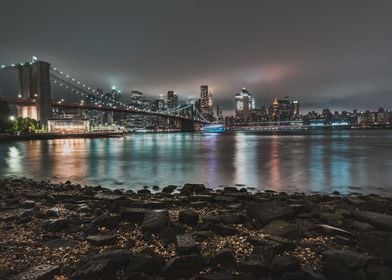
281,271 -> 312,280
317,224 -> 351,237
322,249 -> 373,280
211,248 -> 236,267
120,208 -> 148,223
72,259 -> 113,280
21,200 -> 36,209
303,265 -> 326,280
80,249 -> 131,270
180,183 -> 207,195
212,223 -> 239,235
214,196 -> 237,203
223,186 -> 240,193
176,234 -> 199,255
12,264 -> 60,280
152,186 -> 160,191
247,200 -> 294,225
179,210 -> 199,226
124,273 -> 152,280
374,236 -> 392,263
198,271 -> 253,280
220,213 -> 247,224
193,230 -> 214,241
351,221 -> 374,232
356,211 -> 392,230
159,225 -> 185,243
43,207 -> 60,218
366,264 -> 392,279
16,209 -> 35,224
127,254 -> 162,275
44,238 -> 76,249
239,258 -> 268,277
41,218 -> 68,232
162,185 -> 177,194
137,189 -> 151,195
161,254 -> 204,280
92,213 -> 120,228
269,255 -> 300,275
86,234 -> 117,246
141,209 -> 169,231
261,220 -> 299,239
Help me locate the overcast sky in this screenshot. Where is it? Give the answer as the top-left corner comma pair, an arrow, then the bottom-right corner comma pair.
1,0 -> 392,114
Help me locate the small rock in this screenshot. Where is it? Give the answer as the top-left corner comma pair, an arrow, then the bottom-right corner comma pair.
41,218 -> 68,232
44,238 -> 76,249
127,254 -> 162,275
86,234 -> 117,246
212,223 -> 239,235
176,234 -> 199,255
179,211 -> 199,226
137,189 -> 151,195
92,213 -> 120,228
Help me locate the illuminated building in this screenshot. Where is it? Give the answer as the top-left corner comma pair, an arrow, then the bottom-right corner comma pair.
235,88 -> 255,122
48,118 -> 90,133
270,96 -> 299,121
200,85 -> 209,113
216,104 -> 224,122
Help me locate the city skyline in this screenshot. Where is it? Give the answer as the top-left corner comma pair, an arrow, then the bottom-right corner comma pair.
1,0 -> 392,113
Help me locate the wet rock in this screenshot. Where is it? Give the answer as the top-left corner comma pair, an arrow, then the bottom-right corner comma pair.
366,264 -> 392,279
261,220 -> 299,239
44,238 -> 76,249
356,211 -> 392,230
198,271 -> 253,280
120,208 -> 148,223
374,236 -> 392,263
193,230 -> 214,241
322,249 -> 373,280
247,200 -> 294,225
72,259 -> 113,280
152,186 -> 160,191
79,249 -> 131,270
179,210 -> 199,226
220,213 -> 247,224
124,272 -> 152,280
212,223 -> 239,235
162,185 -> 177,194
92,213 -> 120,228
161,254 -> 204,280
12,264 -> 60,280
211,248 -> 236,267
176,234 -> 199,255
137,189 -> 151,195
302,265 -> 326,280
159,225 -> 185,243
41,218 -> 68,232
269,255 -> 301,275
21,200 -> 36,209
351,221 -> 374,232
16,208 -> 35,224
239,258 -> 268,277
86,234 -> 117,246
180,183 -> 207,195
141,209 -> 169,231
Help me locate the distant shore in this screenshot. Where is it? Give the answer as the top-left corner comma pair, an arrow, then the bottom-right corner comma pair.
1,177 -> 392,279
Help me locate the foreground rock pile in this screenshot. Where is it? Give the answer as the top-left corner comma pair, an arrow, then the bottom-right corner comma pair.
1,178 -> 392,279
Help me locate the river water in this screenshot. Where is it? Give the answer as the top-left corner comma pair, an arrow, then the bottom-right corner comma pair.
0,130 -> 391,195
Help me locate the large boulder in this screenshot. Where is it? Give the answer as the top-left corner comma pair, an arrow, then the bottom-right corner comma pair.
86,234 -> 117,246
179,211 -> 199,226
211,248 -> 236,267
120,208 -> 148,223
322,250 -> 373,280
72,259 -> 113,280
41,218 -> 68,232
355,211 -> 392,230
269,255 -> 301,275
247,201 -> 294,225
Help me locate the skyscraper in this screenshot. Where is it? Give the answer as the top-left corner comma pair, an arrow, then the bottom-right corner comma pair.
167,91 -> 178,109
235,88 -> 255,122
200,85 -> 209,113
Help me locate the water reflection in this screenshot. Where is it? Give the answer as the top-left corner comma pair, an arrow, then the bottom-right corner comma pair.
0,130 -> 392,195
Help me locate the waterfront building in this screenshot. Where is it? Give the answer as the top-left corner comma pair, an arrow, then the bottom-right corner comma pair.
270,96 -> 299,121
47,118 -> 90,133
235,88 -> 255,122
216,104 -> 224,122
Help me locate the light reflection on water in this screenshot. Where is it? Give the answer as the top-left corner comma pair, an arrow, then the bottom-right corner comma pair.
0,130 -> 392,195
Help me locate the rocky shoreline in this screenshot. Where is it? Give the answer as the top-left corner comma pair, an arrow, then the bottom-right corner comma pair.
1,178 -> 392,279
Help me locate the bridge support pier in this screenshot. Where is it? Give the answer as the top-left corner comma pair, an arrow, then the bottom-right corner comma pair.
17,61 -> 52,127
180,119 -> 195,132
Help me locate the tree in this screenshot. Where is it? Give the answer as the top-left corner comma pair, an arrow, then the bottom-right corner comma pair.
12,117 -> 40,133
0,100 -> 11,133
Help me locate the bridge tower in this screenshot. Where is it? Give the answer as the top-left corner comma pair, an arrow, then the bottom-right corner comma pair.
17,60 -> 52,127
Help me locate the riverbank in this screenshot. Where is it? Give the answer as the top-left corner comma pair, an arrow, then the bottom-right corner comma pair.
0,131 -> 124,141
1,178 -> 392,279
